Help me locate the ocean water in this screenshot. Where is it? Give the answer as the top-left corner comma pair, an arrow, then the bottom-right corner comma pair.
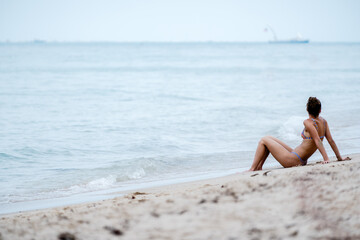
1,42 -> 360,214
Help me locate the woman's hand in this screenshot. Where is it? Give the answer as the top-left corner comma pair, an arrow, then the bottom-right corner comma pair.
337,156 -> 351,161
321,159 -> 330,164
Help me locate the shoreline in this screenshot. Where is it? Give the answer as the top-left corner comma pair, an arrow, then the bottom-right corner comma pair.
0,153 -> 348,218
0,154 -> 356,217
0,167 -> 245,216
1,152 -> 352,217
1,154 -> 359,239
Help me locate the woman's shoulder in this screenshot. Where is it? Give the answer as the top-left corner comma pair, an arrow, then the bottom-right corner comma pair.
303,118 -> 313,126
320,116 -> 327,123
303,117 -> 325,127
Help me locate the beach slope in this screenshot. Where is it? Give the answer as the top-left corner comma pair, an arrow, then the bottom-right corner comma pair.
1,155 -> 360,240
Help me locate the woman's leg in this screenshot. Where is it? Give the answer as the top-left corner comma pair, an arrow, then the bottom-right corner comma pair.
254,136 -> 293,170
250,138 -> 270,171
254,146 -> 270,170
268,136 -> 293,152
249,136 -> 299,171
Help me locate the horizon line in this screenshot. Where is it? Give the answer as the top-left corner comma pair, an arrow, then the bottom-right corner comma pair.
1,40 -> 360,44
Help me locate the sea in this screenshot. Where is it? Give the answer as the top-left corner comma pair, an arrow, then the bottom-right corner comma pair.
1,42 -> 360,214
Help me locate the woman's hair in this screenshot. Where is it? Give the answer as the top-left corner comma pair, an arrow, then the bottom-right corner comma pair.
306,97 -> 321,117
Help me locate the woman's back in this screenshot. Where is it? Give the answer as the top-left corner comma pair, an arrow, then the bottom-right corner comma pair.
301,117 -> 326,140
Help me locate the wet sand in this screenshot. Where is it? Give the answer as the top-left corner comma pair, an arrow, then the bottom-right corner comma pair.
1,154 -> 359,240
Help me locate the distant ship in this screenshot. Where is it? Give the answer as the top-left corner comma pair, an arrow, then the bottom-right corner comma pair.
264,25 -> 309,44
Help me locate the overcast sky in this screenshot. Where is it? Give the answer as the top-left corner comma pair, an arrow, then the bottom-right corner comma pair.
0,0 -> 359,42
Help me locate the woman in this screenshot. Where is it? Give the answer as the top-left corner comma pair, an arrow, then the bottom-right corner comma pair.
249,97 -> 350,171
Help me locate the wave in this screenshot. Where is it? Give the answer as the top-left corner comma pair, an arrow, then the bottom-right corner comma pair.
277,115 -> 304,142
0,152 -> 25,160
1,151 -> 253,204
1,175 -> 118,204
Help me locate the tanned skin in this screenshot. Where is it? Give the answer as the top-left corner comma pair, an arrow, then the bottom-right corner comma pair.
249,111 -> 350,171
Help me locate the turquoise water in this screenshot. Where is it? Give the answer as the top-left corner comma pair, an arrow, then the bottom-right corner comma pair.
1,42 -> 360,213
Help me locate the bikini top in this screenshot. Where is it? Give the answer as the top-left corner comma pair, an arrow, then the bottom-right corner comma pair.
301,117 -> 326,140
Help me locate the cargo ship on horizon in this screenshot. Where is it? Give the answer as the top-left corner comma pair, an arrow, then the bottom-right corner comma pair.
264,25 -> 309,44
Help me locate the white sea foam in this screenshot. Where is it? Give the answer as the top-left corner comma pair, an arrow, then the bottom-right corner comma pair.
278,116 -> 304,142
4,175 -> 118,203
126,168 -> 146,179
69,175 -> 117,192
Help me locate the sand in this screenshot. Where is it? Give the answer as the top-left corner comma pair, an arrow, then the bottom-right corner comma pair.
1,154 -> 359,240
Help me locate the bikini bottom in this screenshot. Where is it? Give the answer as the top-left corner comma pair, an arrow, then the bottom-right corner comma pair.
291,151 -> 307,166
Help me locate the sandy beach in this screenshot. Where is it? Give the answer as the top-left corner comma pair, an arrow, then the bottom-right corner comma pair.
1,154 -> 359,240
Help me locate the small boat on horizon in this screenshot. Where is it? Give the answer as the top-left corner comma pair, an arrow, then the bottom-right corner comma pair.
264,25 -> 309,44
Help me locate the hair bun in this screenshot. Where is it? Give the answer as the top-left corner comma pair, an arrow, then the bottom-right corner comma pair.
306,97 -> 321,117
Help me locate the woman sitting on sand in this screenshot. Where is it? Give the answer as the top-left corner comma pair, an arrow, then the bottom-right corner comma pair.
249,97 -> 350,171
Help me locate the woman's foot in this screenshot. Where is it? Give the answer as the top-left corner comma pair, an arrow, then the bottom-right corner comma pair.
245,168 -> 260,172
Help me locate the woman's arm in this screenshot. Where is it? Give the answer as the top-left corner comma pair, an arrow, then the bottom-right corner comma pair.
304,120 -> 330,163
324,119 -> 351,161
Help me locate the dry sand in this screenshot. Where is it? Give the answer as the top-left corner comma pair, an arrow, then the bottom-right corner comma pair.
1,154 -> 359,240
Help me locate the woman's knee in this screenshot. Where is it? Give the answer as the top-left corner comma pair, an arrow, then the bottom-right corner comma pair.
260,136 -> 272,143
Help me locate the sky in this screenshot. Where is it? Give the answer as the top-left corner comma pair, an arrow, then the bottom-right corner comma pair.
0,0 -> 359,42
